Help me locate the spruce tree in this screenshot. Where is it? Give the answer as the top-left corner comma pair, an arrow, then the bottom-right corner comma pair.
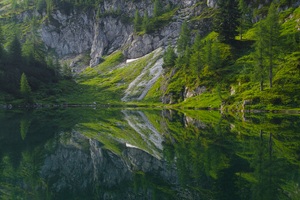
238,0 -> 252,40
190,35 -> 203,80
8,35 -> 22,69
264,3 -> 281,88
142,12 -> 151,33
134,10 -> 142,32
163,45 -> 177,68
254,22 -> 267,91
214,0 -> 240,43
20,73 -> 32,103
154,0 -> 162,17
177,21 -> 190,56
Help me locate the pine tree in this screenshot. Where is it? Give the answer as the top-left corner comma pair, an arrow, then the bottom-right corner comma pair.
264,3 -> 281,88
8,35 -> 22,69
20,73 -> 32,103
254,22 -> 267,91
238,0 -> 252,40
176,46 -> 190,70
134,10 -> 142,32
154,0 -> 162,17
214,0 -> 240,43
177,21 -> 190,56
190,34 -> 203,80
163,45 -> 177,68
142,12 -> 151,33
203,39 -> 213,68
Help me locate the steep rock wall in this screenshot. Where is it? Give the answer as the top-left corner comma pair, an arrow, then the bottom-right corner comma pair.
40,0 -> 212,68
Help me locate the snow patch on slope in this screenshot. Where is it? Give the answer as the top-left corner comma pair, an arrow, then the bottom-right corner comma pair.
122,48 -> 164,102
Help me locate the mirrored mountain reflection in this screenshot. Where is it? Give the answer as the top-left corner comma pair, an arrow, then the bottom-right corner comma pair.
0,108 -> 300,200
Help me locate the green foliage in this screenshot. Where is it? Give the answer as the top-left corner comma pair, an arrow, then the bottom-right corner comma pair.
163,45 -> 177,68
176,21 -> 190,55
153,0 -> 162,17
214,0 -> 241,43
142,11 -> 151,33
7,35 -> 22,68
253,22 -> 267,91
264,3 -> 281,88
238,0 -> 253,40
253,3 -> 281,90
133,10 -> 142,32
135,7 -> 178,35
20,73 -> 32,103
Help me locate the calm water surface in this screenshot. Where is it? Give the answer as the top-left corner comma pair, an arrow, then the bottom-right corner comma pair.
0,108 -> 299,200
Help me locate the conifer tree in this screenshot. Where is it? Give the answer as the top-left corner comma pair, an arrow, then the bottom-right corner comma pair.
190,35 -> 203,80
134,10 -> 142,32
214,0 -> 240,43
142,12 -> 151,33
264,3 -> 281,88
238,0 -> 252,40
177,21 -> 190,56
154,0 -> 162,17
254,22 -> 267,91
163,45 -> 177,68
8,35 -> 22,69
20,73 -> 32,103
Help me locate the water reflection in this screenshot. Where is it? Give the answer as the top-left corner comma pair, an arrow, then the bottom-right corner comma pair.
0,109 -> 299,199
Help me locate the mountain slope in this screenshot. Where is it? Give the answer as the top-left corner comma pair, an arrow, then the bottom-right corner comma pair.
0,0 -> 300,110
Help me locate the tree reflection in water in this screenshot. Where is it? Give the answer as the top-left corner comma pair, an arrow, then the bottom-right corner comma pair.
0,109 -> 299,199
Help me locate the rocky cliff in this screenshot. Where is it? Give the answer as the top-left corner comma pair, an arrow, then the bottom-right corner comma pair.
39,0 -> 216,69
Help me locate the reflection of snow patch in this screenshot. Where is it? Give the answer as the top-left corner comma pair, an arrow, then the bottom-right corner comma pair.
122,110 -> 163,159
122,48 -> 163,102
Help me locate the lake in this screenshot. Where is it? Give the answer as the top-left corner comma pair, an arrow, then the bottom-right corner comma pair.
0,108 -> 299,199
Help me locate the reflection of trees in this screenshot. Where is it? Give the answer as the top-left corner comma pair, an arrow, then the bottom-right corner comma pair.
20,118 -> 31,140
0,147 -> 49,199
162,112 -> 235,199
162,111 -> 300,200
1,109 -> 300,199
251,131 -> 287,200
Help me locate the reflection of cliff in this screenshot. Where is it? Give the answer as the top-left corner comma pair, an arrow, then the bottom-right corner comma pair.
41,130 -> 177,199
122,110 -> 164,157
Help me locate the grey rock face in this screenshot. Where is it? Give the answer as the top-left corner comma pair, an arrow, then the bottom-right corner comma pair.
90,17 -> 132,66
41,10 -> 94,57
39,0 -> 213,68
125,21 -> 181,59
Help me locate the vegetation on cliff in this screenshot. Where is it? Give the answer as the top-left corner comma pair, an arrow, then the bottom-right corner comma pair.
160,1 -> 300,110
0,0 -> 299,111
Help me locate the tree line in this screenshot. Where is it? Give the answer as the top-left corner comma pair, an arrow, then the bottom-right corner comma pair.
163,0 -> 300,96
0,18 -> 67,103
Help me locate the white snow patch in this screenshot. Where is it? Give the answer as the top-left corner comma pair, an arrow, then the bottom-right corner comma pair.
126,143 -> 139,149
126,58 -> 139,63
122,56 -> 163,102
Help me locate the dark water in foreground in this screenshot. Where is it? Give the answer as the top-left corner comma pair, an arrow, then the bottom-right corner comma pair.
0,108 -> 299,200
